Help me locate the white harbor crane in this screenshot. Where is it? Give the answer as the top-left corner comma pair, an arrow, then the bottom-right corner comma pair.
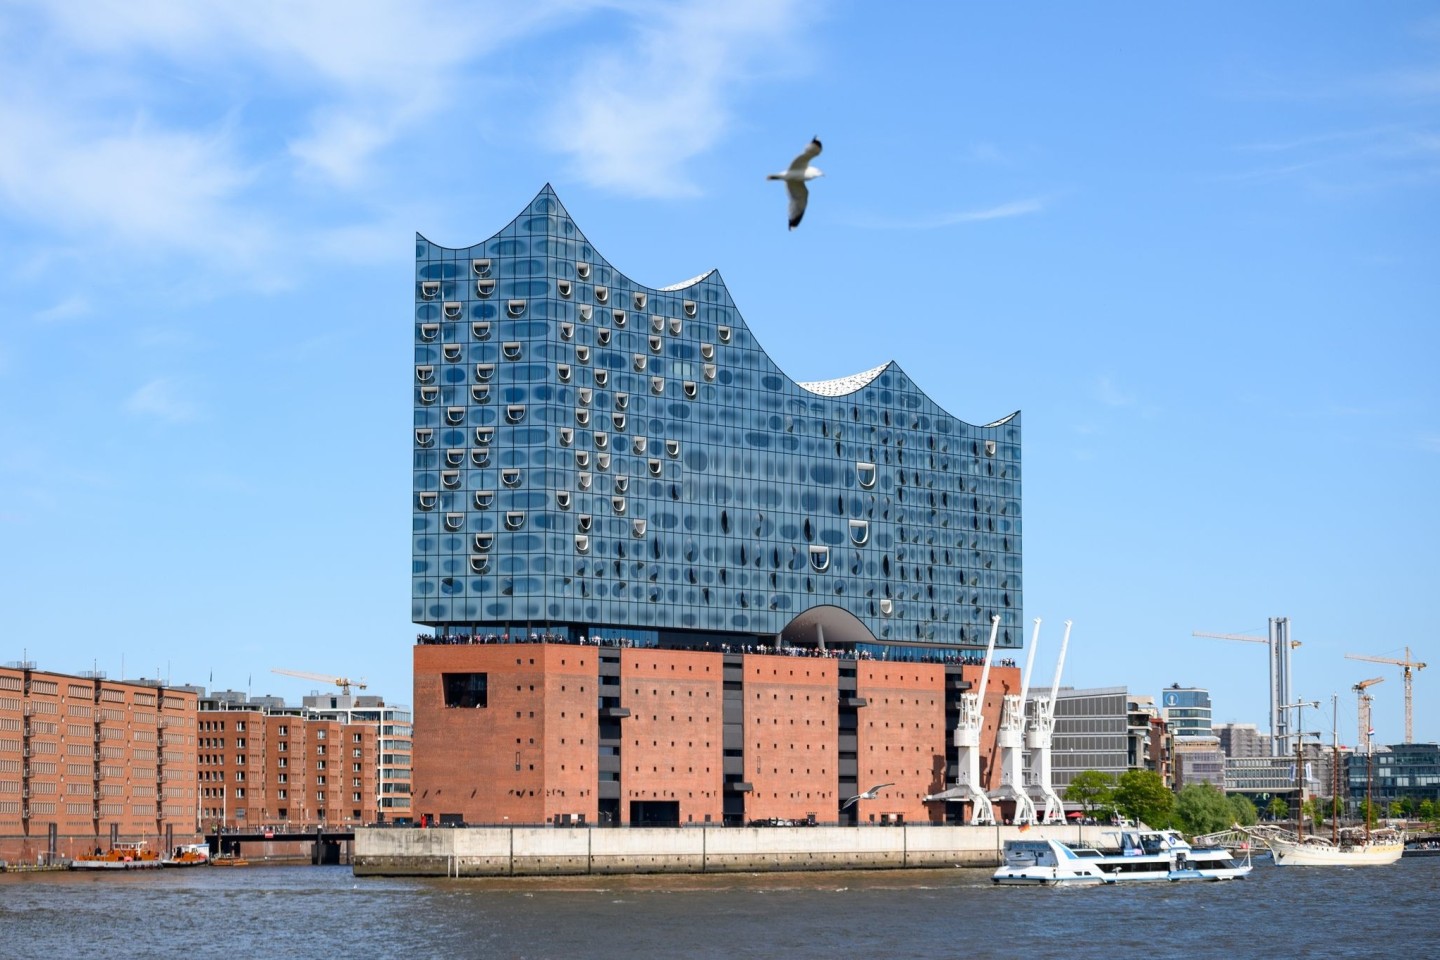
270,668 -> 367,696
923,615 -> 999,826
987,618 -> 1041,825
1345,647 -> 1426,744
1024,619 -> 1073,824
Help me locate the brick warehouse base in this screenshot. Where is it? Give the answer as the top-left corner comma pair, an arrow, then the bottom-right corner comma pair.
352,824 -> 1090,877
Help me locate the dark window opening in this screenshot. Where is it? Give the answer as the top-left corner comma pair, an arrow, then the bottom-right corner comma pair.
443,672 -> 488,708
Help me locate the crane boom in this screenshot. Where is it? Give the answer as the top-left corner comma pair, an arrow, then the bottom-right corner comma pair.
1194,619 -> 1301,756
271,668 -> 368,696
1345,647 -> 1426,743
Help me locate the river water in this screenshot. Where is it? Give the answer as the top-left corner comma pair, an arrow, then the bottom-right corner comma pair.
3,858 -> 1436,959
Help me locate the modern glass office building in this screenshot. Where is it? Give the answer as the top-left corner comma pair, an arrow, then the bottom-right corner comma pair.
412,187 -> 1022,655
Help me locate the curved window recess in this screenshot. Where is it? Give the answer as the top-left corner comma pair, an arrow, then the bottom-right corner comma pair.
718,325 -> 733,344
472,258 -> 491,277
594,369 -> 609,387
575,450 -> 590,467
470,447 -> 490,466
650,376 -> 664,395
575,345 -> 590,363
446,406 -> 466,425
809,546 -> 830,572
475,363 -> 495,382
683,300 -> 697,317
594,432 -> 609,449
417,491 -> 438,511
578,513 -> 593,531
577,472 -> 592,491
578,304 -> 593,321
849,519 -> 869,545
612,309 -> 626,327
557,279 -> 572,298
441,470 -> 461,489
649,335 -> 663,353
650,314 -> 664,333
505,404 -> 526,424
632,518 -> 647,537
703,363 -> 716,382
474,427 -> 494,445
416,364 -> 434,383
700,343 -> 714,360
470,385 -> 490,403
474,489 -> 495,509
669,317 -> 683,335
419,385 -> 439,404
879,597 -> 894,616
559,322 -> 574,340
614,476 -> 629,493
683,381 -> 697,399
665,439 -> 681,458
468,555 -> 490,574
597,328 -> 612,345
615,392 -> 629,410
612,413 -> 626,431
633,436 -> 647,453
575,409 -> 590,426
471,321 -> 491,341
507,300 -> 526,318
505,512 -> 525,531
633,291 -> 647,310
443,343 -> 463,362
576,261 -> 592,280
612,496 -> 627,515
419,322 -> 439,341
556,363 -> 572,383
443,302 -> 462,320
558,427 -> 574,447
420,280 -> 440,299
473,533 -> 493,551
984,440 -> 997,457
648,458 -> 663,476
633,354 -> 648,372
555,491 -> 572,510
501,469 -> 522,488
502,341 -> 522,360
578,387 -> 593,405
415,428 -> 434,447
857,462 -> 877,488
575,534 -> 590,553
596,452 -> 611,470
445,513 -> 464,531
595,286 -> 609,304
445,448 -> 465,467
476,279 -> 496,298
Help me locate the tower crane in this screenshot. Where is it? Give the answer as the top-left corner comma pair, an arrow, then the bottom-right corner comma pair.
1194,618 -> 1300,756
1351,677 -> 1384,755
1345,647 -> 1427,743
271,668 -> 368,696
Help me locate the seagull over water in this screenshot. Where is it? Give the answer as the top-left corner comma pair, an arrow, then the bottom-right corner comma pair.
767,136 -> 823,230
841,782 -> 894,809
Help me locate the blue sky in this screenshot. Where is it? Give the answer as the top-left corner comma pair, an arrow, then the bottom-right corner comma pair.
2,2 -> 1437,746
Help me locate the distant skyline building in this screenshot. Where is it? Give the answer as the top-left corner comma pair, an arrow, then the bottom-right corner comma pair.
1214,721 -> 1268,759
1161,684 -> 1212,738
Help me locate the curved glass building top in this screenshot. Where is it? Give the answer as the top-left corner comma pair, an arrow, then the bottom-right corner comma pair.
413,187 -> 1022,649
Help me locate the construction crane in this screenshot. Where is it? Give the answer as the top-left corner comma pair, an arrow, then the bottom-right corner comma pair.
1352,677 -> 1384,755
271,668 -> 367,696
1194,618 -> 1300,756
1345,647 -> 1427,743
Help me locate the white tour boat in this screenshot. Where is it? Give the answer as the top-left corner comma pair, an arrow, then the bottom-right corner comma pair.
993,828 -> 1252,885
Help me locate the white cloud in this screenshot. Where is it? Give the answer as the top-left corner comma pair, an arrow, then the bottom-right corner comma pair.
1096,376 -> 1135,408
847,197 -> 1047,231
1421,434 -> 1440,453
124,378 -> 201,423
33,296 -> 91,323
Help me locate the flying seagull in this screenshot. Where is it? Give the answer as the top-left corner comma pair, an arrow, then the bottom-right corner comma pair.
841,782 -> 894,809
767,137 -> 823,230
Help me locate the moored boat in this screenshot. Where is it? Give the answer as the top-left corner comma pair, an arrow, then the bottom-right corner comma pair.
993,828 -> 1251,885
162,843 -> 211,867
209,853 -> 250,867
1265,829 -> 1403,867
70,841 -> 163,870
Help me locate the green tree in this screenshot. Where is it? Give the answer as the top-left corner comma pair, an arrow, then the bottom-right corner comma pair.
1113,769 -> 1174,827
1266,797 -> 1290,821
1173,783 -> 1234,835
1064,770 -> 1116,819
1228,793 -> 1258,826
1418,799 -> 1436,824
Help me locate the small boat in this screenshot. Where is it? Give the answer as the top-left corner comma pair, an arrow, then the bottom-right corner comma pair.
993,828 -> 1251,885
209,853 -> 250,867
162,843 -> 211,867
70,841 -> 163,870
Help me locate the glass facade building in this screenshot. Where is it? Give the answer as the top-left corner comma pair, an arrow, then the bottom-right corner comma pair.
413,188 -> 1022,655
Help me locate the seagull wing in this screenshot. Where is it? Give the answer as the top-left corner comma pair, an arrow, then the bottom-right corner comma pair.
869,783 -> 895,794
785,180 -> 809,230
841,794 -> 859,809
788,137 -> 822,174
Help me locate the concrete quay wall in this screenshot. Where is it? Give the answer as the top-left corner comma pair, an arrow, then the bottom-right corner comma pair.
353,824 -> 1090,877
